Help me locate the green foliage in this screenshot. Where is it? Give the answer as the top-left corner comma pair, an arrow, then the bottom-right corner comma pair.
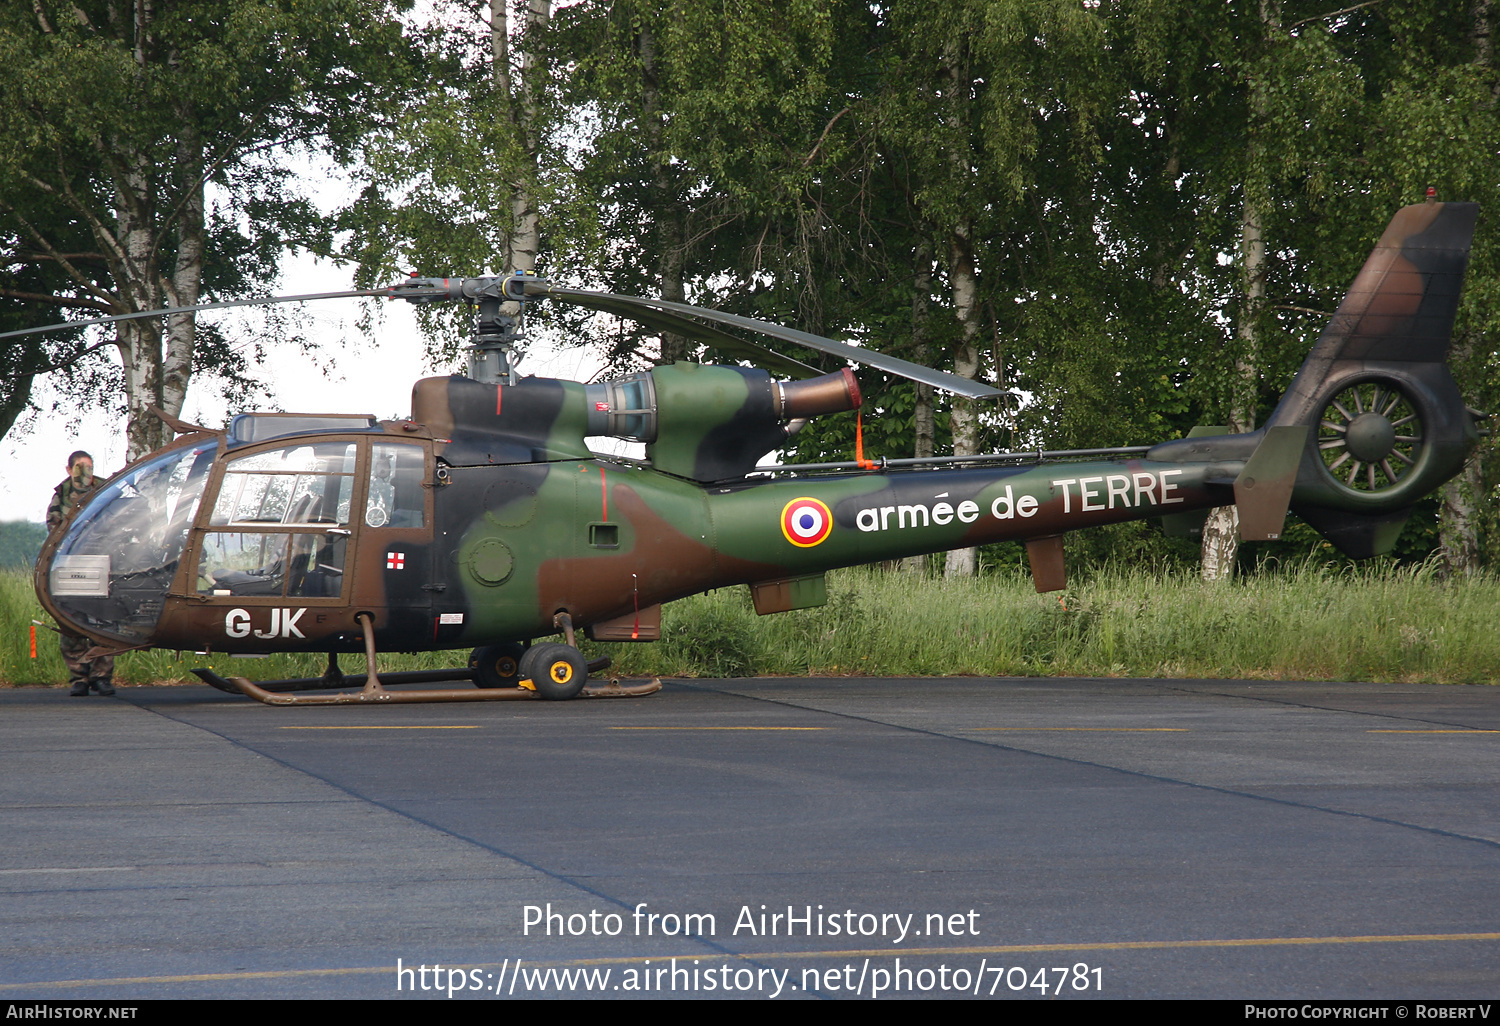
0,523 -> 46,571
580,564 -> 1500,684
5,565 -> 1500,687
650,588 -> 759,677
345,1 -> 1500,572
0,0 -> 422,451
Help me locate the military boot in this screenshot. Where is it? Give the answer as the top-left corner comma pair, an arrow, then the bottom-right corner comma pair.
69,681 -> 89,697
90,679 -> 115,696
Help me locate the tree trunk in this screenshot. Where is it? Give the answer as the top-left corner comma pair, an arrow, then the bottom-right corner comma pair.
1438,3 -> 1498,571
489,0 -> 547,289
118,4 -> 168,459
1439,325 -> 1484,571
904,243 -> 934,574
1201,0 -> 1276,582
161,127 -> 205,426
505,0 -> 548,280
912,243 -> 935,463
0,369 -> 39,442
489,0 -> 514,268
118,150 -> 167,460
640,22 -> 687,364
1439,458 -> 1483,574
944,224 -> 982,578
1199,194 -> 1263,580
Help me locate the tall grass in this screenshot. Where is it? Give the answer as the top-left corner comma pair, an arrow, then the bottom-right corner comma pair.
583,560 -> 1500,684
4,563 -> 1498,686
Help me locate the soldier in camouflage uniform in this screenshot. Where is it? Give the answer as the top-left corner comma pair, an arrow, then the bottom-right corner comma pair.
47,450 -> 114,697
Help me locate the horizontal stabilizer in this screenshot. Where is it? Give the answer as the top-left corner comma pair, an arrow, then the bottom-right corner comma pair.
1234,426 -> 1309,541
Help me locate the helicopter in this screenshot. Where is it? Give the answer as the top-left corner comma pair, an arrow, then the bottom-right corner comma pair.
21,198 -> 1481,706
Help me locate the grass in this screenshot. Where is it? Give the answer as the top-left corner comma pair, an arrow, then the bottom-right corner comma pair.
5,562 -> 1499,687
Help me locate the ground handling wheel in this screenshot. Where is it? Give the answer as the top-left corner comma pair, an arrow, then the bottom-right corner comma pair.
519,642 -> 588,700
469,642 -> 527,689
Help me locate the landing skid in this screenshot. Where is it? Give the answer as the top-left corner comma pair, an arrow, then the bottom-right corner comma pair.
190,612 -> 660,706
190,667 -> 663,706
193,667 -> 482,694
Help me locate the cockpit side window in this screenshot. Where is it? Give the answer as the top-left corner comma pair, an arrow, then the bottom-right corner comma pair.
366,443 -> 426,528
210,442 -> 356,527
197,442 -> 357,600
196,530 -> 347,598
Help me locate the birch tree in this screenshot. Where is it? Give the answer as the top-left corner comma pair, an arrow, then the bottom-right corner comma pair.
345,0 -> 563,367
870,0 -> 1110,575
550,0 -> 842,367
0,0 -> 415,458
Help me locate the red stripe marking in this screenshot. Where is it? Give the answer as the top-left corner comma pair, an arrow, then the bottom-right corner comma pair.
495,383 -> 502,416
855,411 -> 878,470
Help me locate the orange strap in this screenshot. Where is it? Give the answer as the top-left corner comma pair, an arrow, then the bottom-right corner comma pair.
855,411 -> 879,470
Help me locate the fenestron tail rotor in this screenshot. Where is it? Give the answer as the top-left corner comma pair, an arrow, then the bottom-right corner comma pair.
1316,380 -> 1425,494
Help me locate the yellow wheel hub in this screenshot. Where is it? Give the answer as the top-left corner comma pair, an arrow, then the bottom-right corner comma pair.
549,662 -> 574,684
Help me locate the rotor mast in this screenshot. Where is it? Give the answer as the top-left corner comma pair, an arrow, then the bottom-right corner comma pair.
469,292 -> 523,385
392,273 -> 536,385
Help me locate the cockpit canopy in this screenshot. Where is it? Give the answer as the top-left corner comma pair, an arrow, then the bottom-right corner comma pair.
47,440 -> 217,641
43,433 -> 430,645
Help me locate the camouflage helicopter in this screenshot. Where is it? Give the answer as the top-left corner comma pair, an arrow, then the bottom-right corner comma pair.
22,199 -> 1481,706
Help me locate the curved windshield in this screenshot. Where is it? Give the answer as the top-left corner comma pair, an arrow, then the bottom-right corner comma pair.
48,441 -> 218,641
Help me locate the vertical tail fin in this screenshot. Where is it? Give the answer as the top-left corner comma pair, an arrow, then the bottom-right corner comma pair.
1265,201 -> 1481,557
1144,201 -> 1481,559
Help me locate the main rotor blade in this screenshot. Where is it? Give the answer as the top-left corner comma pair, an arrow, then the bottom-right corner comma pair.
542,288 -> 819,378
538,286 -> 1005,399
0,289 -> 390,342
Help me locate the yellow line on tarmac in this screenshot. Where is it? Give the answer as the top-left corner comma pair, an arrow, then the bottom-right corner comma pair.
969,727 -> 1188,732
725,931 -> 1500,962
609,726 -> 826,731
0,966 -> 392,989
8,931 -> 1500,990
1368,729 -> 1498,734
0,866 -> 136,875
277,726 -> 482,730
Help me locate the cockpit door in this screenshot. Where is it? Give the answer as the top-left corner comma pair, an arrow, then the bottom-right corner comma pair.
347,440 -> 436,645
181,438 -> 361,649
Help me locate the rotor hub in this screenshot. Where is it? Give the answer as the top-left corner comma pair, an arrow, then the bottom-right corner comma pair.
1345,412 -> 1397,462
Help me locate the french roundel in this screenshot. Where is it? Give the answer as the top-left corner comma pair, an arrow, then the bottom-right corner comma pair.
781,497 -> 833,547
